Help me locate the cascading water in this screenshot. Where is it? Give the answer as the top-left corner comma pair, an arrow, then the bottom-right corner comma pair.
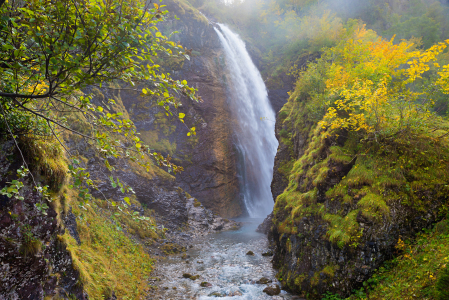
147,21 -> 294,300
214,24 -> 278,218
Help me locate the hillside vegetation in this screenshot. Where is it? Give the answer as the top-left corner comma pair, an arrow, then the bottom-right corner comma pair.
269,17 -> 449,299
190,0 -> 449,92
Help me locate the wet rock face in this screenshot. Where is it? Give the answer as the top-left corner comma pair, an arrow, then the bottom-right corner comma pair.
0,140 -> 86,300
107,2 -> 244,218
268,102 -> 447,297
256,212 -> 273,234
269,196 -> 443,297
167,14 -> 243,218
186,197 -> 240,235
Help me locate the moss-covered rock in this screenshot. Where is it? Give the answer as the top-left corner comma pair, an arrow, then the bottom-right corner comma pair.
269,56 -> 449,298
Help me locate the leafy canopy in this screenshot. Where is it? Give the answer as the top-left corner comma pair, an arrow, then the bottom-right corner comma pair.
0,0 -> 196,204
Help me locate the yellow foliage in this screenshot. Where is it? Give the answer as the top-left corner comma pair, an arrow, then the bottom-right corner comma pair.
319,26 -> 449,140
437,63 -> 449,94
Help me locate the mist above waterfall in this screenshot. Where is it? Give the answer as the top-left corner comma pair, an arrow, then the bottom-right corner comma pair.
214,24 -> 278,218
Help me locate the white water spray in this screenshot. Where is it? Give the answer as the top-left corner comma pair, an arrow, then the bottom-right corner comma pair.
214,24 -> 278,218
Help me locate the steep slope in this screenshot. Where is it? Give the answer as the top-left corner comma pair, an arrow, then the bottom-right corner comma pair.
0,139 -> 87,299
0,1 -> 245,298
268,30 -> 449,298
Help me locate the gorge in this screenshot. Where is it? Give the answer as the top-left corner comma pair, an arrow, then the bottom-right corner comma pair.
1,0 -> 449,299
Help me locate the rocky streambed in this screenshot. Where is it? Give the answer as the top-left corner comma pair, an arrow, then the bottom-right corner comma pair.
147,218 -> 302,300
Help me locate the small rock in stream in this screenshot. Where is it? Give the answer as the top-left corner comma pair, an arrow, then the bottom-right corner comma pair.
256,277 -> 272,284
229,290 -> 243,296
190,275 -> 200,280
263,284 -> 281,296
182,273 -> 192,278
200,281 -> 212,287
262,251 -> 273,256
246,251 -> 255,256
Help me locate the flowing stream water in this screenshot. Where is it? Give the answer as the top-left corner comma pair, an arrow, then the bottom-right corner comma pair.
148,219 -> 297,300
147,24 -> 291,300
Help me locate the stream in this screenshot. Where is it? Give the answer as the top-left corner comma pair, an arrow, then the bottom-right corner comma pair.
148,218 -> 299,300
147,22 -> 291,300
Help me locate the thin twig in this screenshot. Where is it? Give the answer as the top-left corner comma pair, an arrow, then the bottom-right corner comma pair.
47,120 -> 72,156
0,104 -> 38,186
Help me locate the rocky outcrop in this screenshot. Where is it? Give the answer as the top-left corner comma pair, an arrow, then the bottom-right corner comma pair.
93,1 -> 293,219
256,212 -> 273,234
185,197 -> 240,235
66,136 -> 239,255
103,2 -> 244,218
268,79 -> 449,298
0,140 -> 86,300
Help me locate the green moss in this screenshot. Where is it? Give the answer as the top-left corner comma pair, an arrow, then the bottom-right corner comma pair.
64,196 -> 156,299
324,210 -> 360,248
329,146 -> 354,164
357,193 -> 389,222
140,130 -> 177,156
20,136 -> 68,191
193,198 -> 201,207
294,274 -> 307,286
169,0 -> 209,25
161,243 -> 186,255
348,220 -> 449,300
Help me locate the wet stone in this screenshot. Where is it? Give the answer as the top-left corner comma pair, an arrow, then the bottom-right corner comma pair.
200,281 -> 212,287
263,284 -> 281,296
246,250 -> 255,256
256,277 -> 272,284
229,290 -> 243,296
262,250 -> 273,256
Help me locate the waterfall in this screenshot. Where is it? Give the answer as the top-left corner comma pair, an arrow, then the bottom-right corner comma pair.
214,24 -> 278,218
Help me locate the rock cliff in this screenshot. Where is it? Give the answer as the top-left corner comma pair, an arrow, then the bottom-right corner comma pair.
268,62 -> 449,298
114,1 -> 244,217
0,140 -> 87,299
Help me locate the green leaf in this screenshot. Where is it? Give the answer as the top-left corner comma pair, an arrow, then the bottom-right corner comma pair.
124,197 -> 131,205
